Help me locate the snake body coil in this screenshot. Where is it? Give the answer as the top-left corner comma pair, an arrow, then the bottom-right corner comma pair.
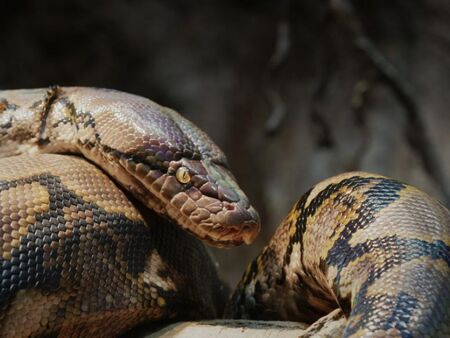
227,172 -> 450,337
0,154 -> 226,337
0,87 -> 449,337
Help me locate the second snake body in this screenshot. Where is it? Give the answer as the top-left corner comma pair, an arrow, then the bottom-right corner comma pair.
227,172 -> 450,337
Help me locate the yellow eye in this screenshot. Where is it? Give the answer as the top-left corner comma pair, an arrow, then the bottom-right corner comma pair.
176,166 -> 191,184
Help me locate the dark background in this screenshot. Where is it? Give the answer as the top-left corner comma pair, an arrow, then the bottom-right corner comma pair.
1,0 -> 449,286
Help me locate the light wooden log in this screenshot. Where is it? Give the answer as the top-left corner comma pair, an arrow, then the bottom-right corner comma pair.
145,309 -> 346,338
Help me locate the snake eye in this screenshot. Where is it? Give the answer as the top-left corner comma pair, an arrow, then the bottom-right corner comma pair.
176,166 -> 191,184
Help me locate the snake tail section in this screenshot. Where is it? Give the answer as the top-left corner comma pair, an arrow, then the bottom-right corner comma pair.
0,154 -> 227,338
227,172 -> 450,337
0,87 -> 260,248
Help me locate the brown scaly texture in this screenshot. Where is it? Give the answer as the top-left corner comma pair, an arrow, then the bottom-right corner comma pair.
227,172 -> 450,337
0,86 -> 260,248
0,154 -> 227,337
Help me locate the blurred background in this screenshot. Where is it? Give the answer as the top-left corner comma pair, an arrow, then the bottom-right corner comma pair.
1,0 -> 449,287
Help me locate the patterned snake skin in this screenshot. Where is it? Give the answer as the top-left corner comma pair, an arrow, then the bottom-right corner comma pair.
1,87 -> 449,337
227,172 -> 450,337
0,154 -> 227,337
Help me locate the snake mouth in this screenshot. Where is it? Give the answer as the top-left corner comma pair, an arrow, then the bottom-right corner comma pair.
197,206 -> 260,247
215,203 -> 260,245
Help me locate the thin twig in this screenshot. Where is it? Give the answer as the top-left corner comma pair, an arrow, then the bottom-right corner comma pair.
265,88 -> 287,135
348,76 -> 374,170
264,0 -> 291,136
310,20 -> 335,149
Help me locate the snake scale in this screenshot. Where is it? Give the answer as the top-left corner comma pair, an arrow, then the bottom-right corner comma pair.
0,87 -> 449,337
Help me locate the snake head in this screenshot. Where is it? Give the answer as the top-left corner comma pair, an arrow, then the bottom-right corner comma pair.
71,88 -> 260,248
156,157 -> 260,248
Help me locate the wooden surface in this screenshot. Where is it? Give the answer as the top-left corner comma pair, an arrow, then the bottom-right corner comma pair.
135,309 -> 346,338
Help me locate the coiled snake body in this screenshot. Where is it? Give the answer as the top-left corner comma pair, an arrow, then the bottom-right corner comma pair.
227,173 -> 450,337
0,87 -> 449,337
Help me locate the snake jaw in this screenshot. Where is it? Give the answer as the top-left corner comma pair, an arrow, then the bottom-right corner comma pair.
164,173 -> 260,248
165,200 -> 260,248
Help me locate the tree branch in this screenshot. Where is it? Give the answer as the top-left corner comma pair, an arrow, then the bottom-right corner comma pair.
330,0 -> 450,206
